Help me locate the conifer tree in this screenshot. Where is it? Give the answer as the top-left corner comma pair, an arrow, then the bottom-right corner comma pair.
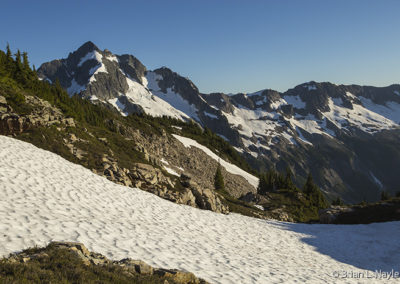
332,196 -> 344,206
214,163 -> 225,191
22,52 -> 30,71
6,43 -> 12,61
257,174 -> 268,195
15,50 -> 22,68
302,173 -> 328,209
284,166 -> 296,190
380,191 -> 390,201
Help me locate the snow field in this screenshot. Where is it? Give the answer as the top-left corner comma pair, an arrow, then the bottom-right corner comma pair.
0,136 -> 399,283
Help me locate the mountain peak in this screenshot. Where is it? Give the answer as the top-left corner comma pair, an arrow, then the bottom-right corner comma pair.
77,41 -> 100,53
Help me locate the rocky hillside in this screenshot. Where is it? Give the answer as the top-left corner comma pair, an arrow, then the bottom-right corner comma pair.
3,46 -> 329,222
38,41 -> 400,203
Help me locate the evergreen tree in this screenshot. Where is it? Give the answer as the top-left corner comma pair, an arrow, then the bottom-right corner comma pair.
380,191 -> 390,201
15,50 -> 22,68
22,52 -> 30,71
331,196 -> 344,206
302,173 -> 328,209
284,166 -> 296,191
257,174 -> 268,195
214,163 -> 225,191
6,43 -> 12,61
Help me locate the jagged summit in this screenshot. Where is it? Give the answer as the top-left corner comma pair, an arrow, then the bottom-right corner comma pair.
73,41 -> 100,57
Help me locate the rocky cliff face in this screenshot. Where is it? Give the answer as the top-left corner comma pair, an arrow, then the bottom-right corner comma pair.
38,42 -> 400,203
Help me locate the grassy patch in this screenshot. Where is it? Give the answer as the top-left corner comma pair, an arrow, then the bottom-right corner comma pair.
0,245 -> 177,284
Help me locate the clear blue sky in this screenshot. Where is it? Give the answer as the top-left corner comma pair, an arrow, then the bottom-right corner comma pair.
1,0 -> 399,93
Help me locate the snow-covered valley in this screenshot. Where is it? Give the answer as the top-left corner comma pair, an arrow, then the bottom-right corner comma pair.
1,135 -> 399,283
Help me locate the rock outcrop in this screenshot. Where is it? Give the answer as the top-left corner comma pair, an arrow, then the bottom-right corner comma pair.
0,95 -> 75,136
5,241 -> 208,284
319,199 -> 400,224
319,206 -> 354,224
129,130 -> 256,199
97,153 -> 229,214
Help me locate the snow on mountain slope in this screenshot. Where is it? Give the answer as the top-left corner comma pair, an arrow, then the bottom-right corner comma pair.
145,71 -> 200,120
122,75 -> 193,120
323,96 -> 399,133
217,89 -> 400,153
172,134 -> 259,188
1,135 -> 399,283
88,56 -> 198,120
37,42 -> 200,122
37,42 -> 400,202
38,42 -> 400,149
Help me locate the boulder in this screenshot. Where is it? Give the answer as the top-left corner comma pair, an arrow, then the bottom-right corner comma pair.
0,95 -> 7,105
0,113 -> 28,135
118,259 -> 154,275
271,208 -> 294,222
189,182 -> 229,214
319,206 -> 354,224
154,268 -> 206,284
177,188 -> 197,207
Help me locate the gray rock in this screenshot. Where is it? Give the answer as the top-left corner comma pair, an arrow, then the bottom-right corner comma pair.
319,206 -> 354,224
118,259 -> 154,275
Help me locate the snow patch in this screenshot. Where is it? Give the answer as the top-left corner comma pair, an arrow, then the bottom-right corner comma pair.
296,128 -> 313,145
163,166 -> 180,176
217,134 -> 229,142
323,97 -> 399,133
304,84 -> 317,90
145,71 -> 162,92
78,51 -> 102,67
359,97 -> 400,124
204,111 -> 218,119
283,95 -> 306,109
269,98 -> 287,110
253,205 -> 264,210
172,134 -> 259,189
160,158 -> 169,165
108,98 -> 128,116
105,54 -> 118,63
67,79 -> 85,96
370,172 -> 383,189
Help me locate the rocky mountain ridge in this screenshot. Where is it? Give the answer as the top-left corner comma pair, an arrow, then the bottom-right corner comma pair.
38,41 -> 400,202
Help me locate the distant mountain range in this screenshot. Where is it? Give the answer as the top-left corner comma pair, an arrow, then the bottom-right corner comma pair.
38,41 -> 400,202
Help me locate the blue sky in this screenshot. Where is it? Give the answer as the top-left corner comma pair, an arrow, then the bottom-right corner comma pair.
1,0 -> 399,93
